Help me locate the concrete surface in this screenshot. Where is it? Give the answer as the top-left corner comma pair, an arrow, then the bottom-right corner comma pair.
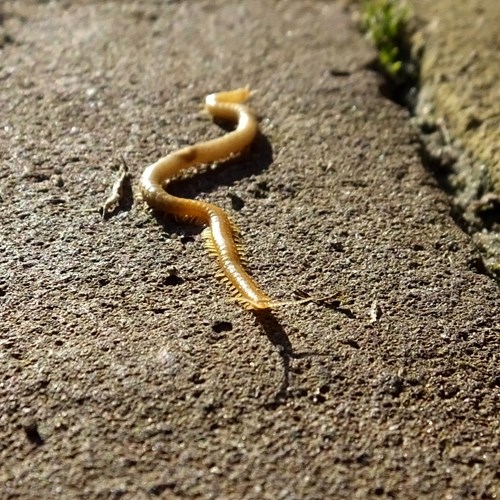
409,0 -> 500,282
409,0 -> 500,193
1,1 -> 499,498
406,0 -> 500,275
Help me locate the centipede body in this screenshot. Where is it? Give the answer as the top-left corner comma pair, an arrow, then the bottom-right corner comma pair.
140,87 -> 275,310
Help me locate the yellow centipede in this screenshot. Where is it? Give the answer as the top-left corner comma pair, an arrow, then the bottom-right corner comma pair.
140,87 -> 276,310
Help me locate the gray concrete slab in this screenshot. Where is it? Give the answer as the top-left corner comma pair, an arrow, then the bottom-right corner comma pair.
410,0 -> 500,193
404,0 -> 500,280
1,1 -> 499,498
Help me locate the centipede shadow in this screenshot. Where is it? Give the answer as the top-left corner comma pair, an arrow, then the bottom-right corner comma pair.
252,309 -> 340,407
152,133 -> 274,233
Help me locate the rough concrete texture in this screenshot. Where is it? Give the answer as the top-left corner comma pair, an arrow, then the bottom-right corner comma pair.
409,0 -> 500,192
405,0 -> 500,277
1,1 -> 499,499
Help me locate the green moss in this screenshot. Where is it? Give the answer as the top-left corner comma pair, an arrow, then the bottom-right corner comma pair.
360,0 -> 412,82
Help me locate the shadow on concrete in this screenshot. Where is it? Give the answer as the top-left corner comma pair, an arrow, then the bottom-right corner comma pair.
152,132 -> 274,234
252,309 -> 341,407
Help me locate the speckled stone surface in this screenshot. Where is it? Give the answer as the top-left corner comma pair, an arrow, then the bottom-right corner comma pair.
410,0 -> 500,191
1,1 -> 499,498
408,0 -> 500,276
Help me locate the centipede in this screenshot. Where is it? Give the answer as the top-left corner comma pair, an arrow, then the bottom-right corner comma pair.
140,87 -> 323,311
